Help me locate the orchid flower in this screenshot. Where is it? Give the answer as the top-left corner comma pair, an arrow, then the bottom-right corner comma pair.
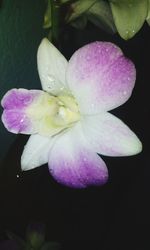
1,38 -> 142,188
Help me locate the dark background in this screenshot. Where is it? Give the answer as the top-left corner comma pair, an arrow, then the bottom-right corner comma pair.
0,1 -> 150,249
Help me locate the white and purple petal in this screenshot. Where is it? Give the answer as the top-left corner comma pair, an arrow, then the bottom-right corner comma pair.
1,88 -> 65,136
1,88 -> 42,134
37,38 -> 69,95
48,124 -> 108,188
81,112 -> 142,156
67,42 -> 136,114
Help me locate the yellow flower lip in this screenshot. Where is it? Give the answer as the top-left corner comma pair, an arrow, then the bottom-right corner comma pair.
55,94 -> 80,126
26,92 -> 80,136
58,95 -> 79,113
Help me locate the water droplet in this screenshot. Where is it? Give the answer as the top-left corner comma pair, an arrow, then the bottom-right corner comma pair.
47,84 -> 52,89
48,75 -> 55,82
132,29 -> 135,34
46,75 -> 56,90
123,90 -> 127,95
125,30 -> 129,34
60,86 -> 65,91
20,118 -> 24,123
16,174 -> 20,178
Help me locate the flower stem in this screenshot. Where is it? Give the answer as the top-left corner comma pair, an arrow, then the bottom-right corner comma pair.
50,0 -> 61,47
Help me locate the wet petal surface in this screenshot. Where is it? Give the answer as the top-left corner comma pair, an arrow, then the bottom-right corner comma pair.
21,134 -> 57,170
1,88 -> 67,136
1,88 -> 42,134
81,112 -> 142,156
48,124 -> 108,188
37,38 -> 69,95
67,42 -> 136,114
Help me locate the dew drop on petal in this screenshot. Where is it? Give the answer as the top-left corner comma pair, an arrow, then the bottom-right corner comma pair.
47,84 -> 52,89
47,74 -> 56,89
60,86 -> 65,91
20,118 -> 24,123
47,75 -> 55,82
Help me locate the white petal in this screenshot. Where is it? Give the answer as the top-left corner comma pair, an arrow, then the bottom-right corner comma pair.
81,112 -> 142,156
37,38 -> 69,95
21,134 -> 57,171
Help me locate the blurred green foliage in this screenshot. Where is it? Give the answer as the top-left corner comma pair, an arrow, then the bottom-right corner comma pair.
44,0 -> 150,39
146,0 -> 150,24
2,223 -> 61,250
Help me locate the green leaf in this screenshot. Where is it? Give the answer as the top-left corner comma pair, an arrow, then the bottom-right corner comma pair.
146,0 -> 150,25
41,242 -> 61,250
26,223 -> 45,249
71,15 -> 87,29
60,0 -> 71,4
66,0 -> 97,22
87,0 -> 116,34
43,0 -> 52,29
6,231 -> 26,248
109,0 -> 149,39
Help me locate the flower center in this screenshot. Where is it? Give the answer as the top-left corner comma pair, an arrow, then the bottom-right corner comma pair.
55,94 -> 80,126
27,92 -> 80,136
